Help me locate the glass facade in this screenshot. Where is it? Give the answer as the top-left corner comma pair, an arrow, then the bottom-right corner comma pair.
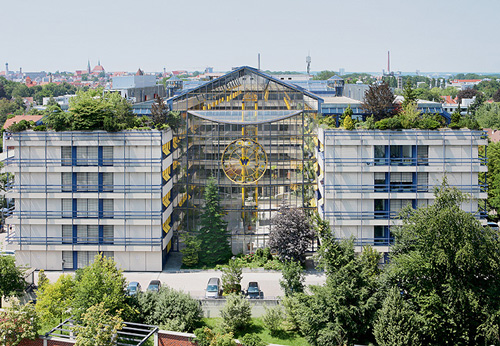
168,67 -> 320,252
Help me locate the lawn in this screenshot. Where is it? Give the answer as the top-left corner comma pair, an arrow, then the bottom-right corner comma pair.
201,317 -> 309,346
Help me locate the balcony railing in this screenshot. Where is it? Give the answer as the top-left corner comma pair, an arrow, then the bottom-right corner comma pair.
5,234 -> 163,247
8,184 -> 163,193
4,157 -> 162,167
323,183 -> 487,194
10,210 -> 162,219
325,210 -> 486,220
323,157 -> 486,166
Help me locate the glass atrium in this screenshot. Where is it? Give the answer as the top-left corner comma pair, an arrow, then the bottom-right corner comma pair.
168,67 -> 320,252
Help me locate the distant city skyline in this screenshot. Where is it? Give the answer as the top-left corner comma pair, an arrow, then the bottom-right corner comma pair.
2,0 -> 499,74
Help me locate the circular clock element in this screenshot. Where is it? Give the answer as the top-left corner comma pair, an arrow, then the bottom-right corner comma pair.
222,138 -> 267,184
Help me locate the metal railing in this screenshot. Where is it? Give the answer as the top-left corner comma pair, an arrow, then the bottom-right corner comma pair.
8,184 -> 163,193
4,157 -> 162,167
322,157 -> 486,166
10,210 -> 162,219
323,183 -> 487,193
6,234 -> 163,247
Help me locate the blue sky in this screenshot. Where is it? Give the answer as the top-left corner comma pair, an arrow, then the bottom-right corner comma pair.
2,0 -> 498,73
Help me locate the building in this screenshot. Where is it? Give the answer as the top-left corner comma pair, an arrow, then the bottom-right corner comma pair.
4,130 -> 174,271
316,128 -> 487,257
111,74 -> 166,103
167,66 -> 321,253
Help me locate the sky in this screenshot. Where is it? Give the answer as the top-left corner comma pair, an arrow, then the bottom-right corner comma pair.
2,0 -> 499,74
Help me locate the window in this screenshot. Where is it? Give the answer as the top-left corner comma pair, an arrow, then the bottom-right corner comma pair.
77,251 -> 98,268
374,172 -> 386,192
62,251 -> 73,269
62,199 -> 72,218
374,199 -> 386,218
102,173 -> 113,192
102,147 -> 113,166
76,225 -> 99,243
102,199 -> 114,218
62,225 -> 72,244
390,145 -> 412,165
417,172 -> 428,191
77,199 -> 98,218
374,145 -> 386,165
390,172 -> 413,191
76,147 -> 98,166
390,199 -> 413,214
61,147 -> 72,166
102,226 -> 114,244
417,146 -> 428,165
76,172 -> 99,192
374,226 -> 392,244
61,172 -> 72,192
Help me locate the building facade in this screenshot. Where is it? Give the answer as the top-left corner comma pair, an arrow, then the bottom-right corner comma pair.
317,128 -> 488,255
4,130 -> 174,271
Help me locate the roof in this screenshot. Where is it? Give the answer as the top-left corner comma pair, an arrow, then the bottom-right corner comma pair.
328,75 -> 344,81
92,65 -> 104,72
3,115 -> 44,130
169,66 -> 322,104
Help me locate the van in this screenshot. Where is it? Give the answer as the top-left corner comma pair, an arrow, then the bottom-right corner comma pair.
205,277 -> 221,299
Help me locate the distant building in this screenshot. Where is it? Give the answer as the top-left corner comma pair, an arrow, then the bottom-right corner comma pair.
111,74 -> 165,103
449,79 -> 482,90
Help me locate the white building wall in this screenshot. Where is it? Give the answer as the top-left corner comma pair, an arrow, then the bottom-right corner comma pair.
4,130 -> 174,271
317,128 -> 488,255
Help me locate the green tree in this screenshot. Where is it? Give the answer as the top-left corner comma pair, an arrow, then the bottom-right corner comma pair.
0,300 -> 39,346
487,141 -> 500,215
150,96 -> 181,131
221,294 -> 252,333
69,90 -> 112,130
37,269 -> 49,292
262,305 -> 284,336
362,82 -> 395,121
35,274 -> 75,326
493,88 -> 500,102
72,254 -> 129,320
313,71 -> 337,80
221,258 -> 243,294
268,205 -> 315,263
476,102 -> 500,129
0,255 -> 26,308
74,302 -> 123,346
279,260 -> 305,297
137,286 -> 202,332
194,327 -> 237,346
197,176 -> 232,266
402,80 -> 417,108
180,232 -> 201,267
373,287 -> 423,346
399,101 -> 420,129
381,181 -> 500,345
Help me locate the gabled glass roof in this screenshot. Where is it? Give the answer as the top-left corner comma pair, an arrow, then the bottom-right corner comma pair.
188,110 -> 301,124
169,66 -> 321,112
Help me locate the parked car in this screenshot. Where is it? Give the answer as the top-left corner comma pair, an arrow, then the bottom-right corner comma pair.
147,280 -> 161,292
126,281 -> 142,296
245,281 -> 263,299
205,277 -> 222,299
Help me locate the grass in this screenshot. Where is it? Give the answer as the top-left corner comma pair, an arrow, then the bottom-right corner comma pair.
200,317 -> 309,346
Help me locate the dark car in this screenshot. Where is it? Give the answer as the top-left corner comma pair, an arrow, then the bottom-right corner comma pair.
147,280 -> 161,292
246,282 -> 263,299
126,281 -> 142,296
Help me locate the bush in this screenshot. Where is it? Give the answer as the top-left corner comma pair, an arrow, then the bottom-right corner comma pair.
194,327 -> 236,346
33,125 -> 46,131
281,295 -> 301,331
221,294 -> 252,333
374,116 -> 402,130
262,305 -> 284,336
137,286 -> 202,332
240,333 -> 266,346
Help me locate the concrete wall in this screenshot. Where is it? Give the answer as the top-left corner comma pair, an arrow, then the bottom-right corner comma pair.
200,298 -> 280,318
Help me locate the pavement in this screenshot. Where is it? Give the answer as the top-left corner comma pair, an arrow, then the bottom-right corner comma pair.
0,235 -> 326,298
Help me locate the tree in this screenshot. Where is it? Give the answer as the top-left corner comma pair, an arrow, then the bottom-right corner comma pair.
486,141 -> 500,215
268,205 -> 314,262
0,255 -> 26,308
398,101 -> 420,129
402,80 -> 417,108
197,176 -> 232,266
74,302 -> 123,346
137,286 -> 202,332
72,254 -> 129,320
35,274 -> 75,326
476,102 -> 500,129
221,258 -> 243,294
69,90 -> 112,130
37,269 -> 49,293
194,327 -> 237,346
457,88 -> 479,104
493,88 -> 500,102
362,82 -> 395,121
0,300 -> 39,346
381,181 -> 500,345
220,294 -> 252,333
279,260 -> 305,296
180,232 -> 201,267
150,96 -> 181,131
313,71 -> 337,80
373,287 -> 423,346
44,103 -> 70,131
343,114 -> 354,130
